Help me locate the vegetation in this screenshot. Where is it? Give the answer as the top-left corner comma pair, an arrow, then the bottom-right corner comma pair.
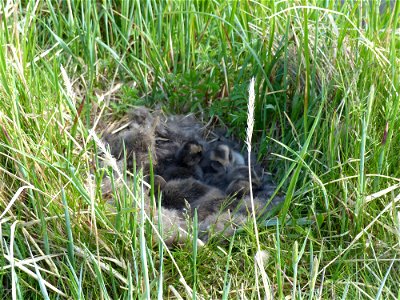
0,0 -> 399,298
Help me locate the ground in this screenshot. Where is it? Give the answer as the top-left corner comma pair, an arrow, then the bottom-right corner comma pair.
0,1 -> 400,299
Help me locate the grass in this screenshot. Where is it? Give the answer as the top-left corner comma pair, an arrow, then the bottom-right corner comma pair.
0,0 -> 400,298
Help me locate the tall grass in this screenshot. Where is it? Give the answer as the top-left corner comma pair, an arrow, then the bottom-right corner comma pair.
0,0 -> 399,298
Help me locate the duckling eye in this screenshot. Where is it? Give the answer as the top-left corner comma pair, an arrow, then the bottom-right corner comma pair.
211,161 -> 225,173
228,151 -> 233,162
194,152 -> 202,162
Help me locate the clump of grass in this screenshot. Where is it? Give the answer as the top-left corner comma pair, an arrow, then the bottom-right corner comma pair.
0,0 -> 400,298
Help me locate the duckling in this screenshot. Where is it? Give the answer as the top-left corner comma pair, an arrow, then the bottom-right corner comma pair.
154,176 -> 239,221
102,107 -> 158,173
154,175 -> 252,242
201,143 -> 231,174
201,143 -> 259,194
200,143 -> 243,175
226,166 -> 284,208
224,166 -> 263,196
205,126 -> 246,164
197,188 -> 284,243
198,185 -> 284,242
155,113 -> 205,164
160,140 -> 204,180
103,128 -> 154,171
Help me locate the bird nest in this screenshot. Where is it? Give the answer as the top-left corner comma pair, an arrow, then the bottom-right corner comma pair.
98,106 -> 283,246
